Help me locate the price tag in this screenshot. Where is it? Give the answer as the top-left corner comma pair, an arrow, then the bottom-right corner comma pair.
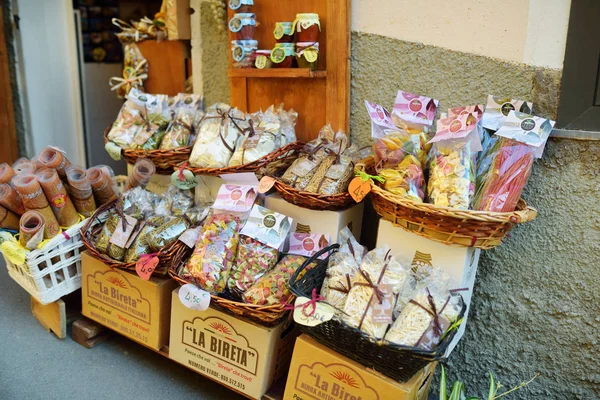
257,176 -> 276,194
105,142 -> 122,161
243,134 -> 261,149
171,169 -> 198,190
179,284 -> 211,311
135,255 -> 159,280
348,177 -> 371,203
109,215 -> 138,248
179,227 -> 201,248
1,241 -> 27,265
293,297 -> 335,327
371,284 -> 394,324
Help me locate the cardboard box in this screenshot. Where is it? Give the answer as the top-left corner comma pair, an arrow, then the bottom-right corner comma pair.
169,288 -> 297,399
265,193 -> 364,243
376,219 -> 480,356
81,251 -> 178,351
284,335 -> 435,400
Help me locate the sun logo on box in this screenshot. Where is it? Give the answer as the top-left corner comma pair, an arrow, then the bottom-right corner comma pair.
209,322 -> 232,335
330,371 -> 359,388
107,276 -> 127,289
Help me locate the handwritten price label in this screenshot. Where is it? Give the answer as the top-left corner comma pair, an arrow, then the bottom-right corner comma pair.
257,176 -> 276,194
171,169 -> 199,190
135,255 -> 158,280
293,297 -> 335,327
179,284 -> 211,311
348,177 -> 371,203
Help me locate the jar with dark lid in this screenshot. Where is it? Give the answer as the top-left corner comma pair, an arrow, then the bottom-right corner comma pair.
273,22 -> 294,43
270,43 -> 296,68
232,40 -> 258,68
229,0 -> 253,13
229,13 -> 256,40
296,42 -> 319,70
292,13 -> 320,42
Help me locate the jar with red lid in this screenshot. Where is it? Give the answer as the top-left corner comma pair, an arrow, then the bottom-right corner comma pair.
229,0 -> 253,13
229,13 -> 256,40
273,22 -> 294,43
292,13 -> 320,42
232,40 -> 258,68
254,50 -> 273,69
270,43 -> 296,68
296,42 -> 319,70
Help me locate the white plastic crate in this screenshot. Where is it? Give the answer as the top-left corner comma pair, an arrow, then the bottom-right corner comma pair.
3,219 -> 87,305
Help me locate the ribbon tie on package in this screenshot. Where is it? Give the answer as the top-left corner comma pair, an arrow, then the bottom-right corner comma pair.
285,288 -> 324,317
109,60 -> 148,93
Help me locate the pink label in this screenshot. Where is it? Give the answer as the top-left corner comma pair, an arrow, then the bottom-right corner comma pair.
213,184 -> 257,212
288,233 -> 330,257
392,90 -> 439,126
109,215 -> 138,248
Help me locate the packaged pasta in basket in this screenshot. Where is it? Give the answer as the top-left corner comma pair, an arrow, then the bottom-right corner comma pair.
481,95 -> 533,132
243,233 -> 330,306
385,271 -> 462,350
160,94 -> 204,150
342,246 -> 411,339
107,89 -> 154,148
320,228 -> 365,310
227,205 -> 293,298
473,111 -> 554,212
427,113 -> 482,209
189,104 -> 248,168
130,94 -> 172,150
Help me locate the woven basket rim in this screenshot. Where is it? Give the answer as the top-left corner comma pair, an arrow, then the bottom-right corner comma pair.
104,126 -> 192,156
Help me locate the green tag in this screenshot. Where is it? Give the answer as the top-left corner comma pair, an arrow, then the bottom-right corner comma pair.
105,142 -> 122,161
304,48 -> 318,63
171,169 -> 198,190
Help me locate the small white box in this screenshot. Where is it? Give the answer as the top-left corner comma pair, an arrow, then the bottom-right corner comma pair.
376,219 -> 480,356
264,193 -> 364,242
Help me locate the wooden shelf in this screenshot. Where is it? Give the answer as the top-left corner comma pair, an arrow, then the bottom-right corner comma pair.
228,68 -> 327,79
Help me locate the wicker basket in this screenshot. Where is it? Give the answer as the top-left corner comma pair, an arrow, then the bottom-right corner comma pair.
180,141 -> 304,177
356,156 -> 537,249
104,126 -> 191,175
261,150 -> 355,211
289,244 -> 465,383
169,245 -> 337,326
80,199 -> 186,275
4,219 -> 87,305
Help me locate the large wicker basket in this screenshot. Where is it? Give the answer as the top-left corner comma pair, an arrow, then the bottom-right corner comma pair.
168,245 -> 337,326
180,141 -> 304,177
260,151 -> 355,211
356,156 -> 537,249
80,199 -> 187,275
289,244 -> 465,383
104,126 -> 191,175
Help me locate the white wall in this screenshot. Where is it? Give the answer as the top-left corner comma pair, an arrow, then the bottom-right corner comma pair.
17,0 -> 86,165
351,0 -> 571,69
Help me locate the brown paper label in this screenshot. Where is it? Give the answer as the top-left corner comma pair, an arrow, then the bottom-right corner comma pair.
243,134 -> 261,149
110,215 -> 138,248
371,284 -> 394,324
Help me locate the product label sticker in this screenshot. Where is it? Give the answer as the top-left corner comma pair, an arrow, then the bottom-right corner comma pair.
179,227 -> 201,248
416,314 -> 450,351
240,204 -> 293,249
242,133 -> 261,149
179,284 -> 211,311
257,176 -> 276,194
348,177 -> 371,203
293,297 -> 335,327
482,95 -> 534,131
105,142 -> 122,161
371,284 -> 394,324
109,215 -> 138,248
495,111 -> 555,158
288,233 -> 330,257
171,169 -> 199,190
132,127 -> 154,147
325,156 -> 352,180
392,90 -> 439,126
135,255 -> 159,280
291,157 -> 319,178
255,55 -> 268,69
303,48 -> 318,63
213,184 -> 257,213
125,221 -> 146,249
51,193 -> 67,209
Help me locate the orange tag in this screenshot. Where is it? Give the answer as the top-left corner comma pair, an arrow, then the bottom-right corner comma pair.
349,177 -> 371,203
258,176 -> 276,194
136,255 -> 158,280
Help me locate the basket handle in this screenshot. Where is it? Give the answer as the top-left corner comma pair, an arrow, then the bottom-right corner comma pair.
289,243 -> 340,289
510,206 -> 537,223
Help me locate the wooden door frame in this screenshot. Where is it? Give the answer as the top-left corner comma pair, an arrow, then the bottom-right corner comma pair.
0,3 -> 19,163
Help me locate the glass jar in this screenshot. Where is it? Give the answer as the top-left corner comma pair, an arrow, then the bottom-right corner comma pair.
255,50 -> 273,69
273,22 -> 294,43
270,43 -> 296,68
296,42 -> 319,70
229,13 -> 256,40
293,13 -> 320,42
232,40 -> 258,68
229,0 -> 253,13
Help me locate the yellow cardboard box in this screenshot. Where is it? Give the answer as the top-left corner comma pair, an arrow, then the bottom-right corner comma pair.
169,288 -> 297,399
284,335 -> 435,400
81,251 -> 178,351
